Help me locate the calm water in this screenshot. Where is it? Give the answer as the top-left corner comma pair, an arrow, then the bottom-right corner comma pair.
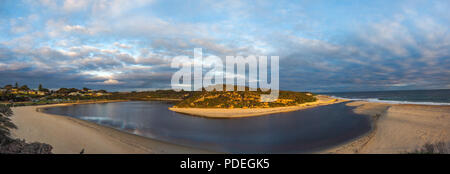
324,89 -> 450,105
43,101 -> 371,153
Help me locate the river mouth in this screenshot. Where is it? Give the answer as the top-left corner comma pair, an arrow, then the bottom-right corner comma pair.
42,101 -> 371,153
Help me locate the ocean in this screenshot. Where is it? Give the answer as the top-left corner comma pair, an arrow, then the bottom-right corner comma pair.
323,89 -> 450,105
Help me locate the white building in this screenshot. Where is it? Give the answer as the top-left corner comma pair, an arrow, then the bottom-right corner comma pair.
68,92 -> 81,96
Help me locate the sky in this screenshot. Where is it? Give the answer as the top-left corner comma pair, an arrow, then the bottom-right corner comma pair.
0,0 -> 449,92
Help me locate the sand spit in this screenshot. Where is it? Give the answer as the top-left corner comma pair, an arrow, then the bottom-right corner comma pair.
169,95 -> 345,118
324,101 -> 450,154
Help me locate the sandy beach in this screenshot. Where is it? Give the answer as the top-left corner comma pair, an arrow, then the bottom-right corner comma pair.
324,101 -> 450,154
8,98 -> 450,154
169,95 -> 345,118
10,103 -> 212,154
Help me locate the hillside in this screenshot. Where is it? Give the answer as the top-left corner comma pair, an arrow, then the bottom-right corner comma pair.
108,90 -> 192,101
174,88 -> 316,108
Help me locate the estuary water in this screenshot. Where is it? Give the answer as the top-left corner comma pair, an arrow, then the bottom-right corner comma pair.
43,101 -> 371,153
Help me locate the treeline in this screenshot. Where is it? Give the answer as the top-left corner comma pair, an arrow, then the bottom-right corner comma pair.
0,82 -> 110,102
108,90 -> 194,101
106,86 -> 317,108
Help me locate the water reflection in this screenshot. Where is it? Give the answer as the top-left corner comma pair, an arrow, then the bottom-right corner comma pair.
43,101 -> 371,153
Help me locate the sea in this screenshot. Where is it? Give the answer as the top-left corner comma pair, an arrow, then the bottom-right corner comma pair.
322,89 -> 450,105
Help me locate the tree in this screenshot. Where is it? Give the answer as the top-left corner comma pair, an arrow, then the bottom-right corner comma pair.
41,88 -> 49,93
14,82 -> 18,89
19,85 -> 30,91
3,85 -> 12,90
68,88 -> 78,93
97,89 -> 107,93
38,84 -> 43,91
57,88 -> 69,94
0,105 -> 16,138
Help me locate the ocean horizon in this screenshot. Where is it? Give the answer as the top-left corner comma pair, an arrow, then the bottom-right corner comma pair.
322,89 -> 450,105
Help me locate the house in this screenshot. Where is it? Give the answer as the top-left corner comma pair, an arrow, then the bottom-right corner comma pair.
37,91 -> 47,96
69,92 -> 81,96
18,90 -> 28,94
95,92 -> 110,96
27,90 -> 37,95
11,89 -> 18,94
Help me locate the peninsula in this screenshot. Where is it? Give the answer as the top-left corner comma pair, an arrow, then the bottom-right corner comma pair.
170,95 -> 343,118
167,85 -> 344,118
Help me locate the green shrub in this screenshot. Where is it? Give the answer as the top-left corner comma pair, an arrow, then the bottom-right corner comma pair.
0,105 -> 16,138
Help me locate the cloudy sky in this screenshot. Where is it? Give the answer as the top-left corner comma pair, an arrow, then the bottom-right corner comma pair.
0,0 -> 449,92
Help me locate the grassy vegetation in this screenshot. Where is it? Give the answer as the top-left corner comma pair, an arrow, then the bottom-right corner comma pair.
174,87 -> 316,108
409,142 -> 450,154
1,84 -> 317,109
108,90 -> 193,101
0,105 -> 15,138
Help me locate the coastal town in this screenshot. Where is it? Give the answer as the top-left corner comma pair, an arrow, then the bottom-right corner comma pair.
0,83 -> 111,106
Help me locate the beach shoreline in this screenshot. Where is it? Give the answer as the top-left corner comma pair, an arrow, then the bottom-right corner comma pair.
33,99 -> 129,112
8,97 -> 450,154
169,95 -> 346,118
322,101 -> 450,154
10,103 -> 213,154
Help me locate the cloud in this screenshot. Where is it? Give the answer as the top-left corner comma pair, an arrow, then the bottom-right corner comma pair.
0,0 -> 449,92
62,0 -> 90,12
93,79 -> 124,85
63,25 -> 90,34
0,62 -> 30,71
114,42 -> 132,49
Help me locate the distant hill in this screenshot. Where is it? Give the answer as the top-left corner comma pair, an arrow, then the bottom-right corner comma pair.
174,86 -> 316,108
109,90 -> 192,101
